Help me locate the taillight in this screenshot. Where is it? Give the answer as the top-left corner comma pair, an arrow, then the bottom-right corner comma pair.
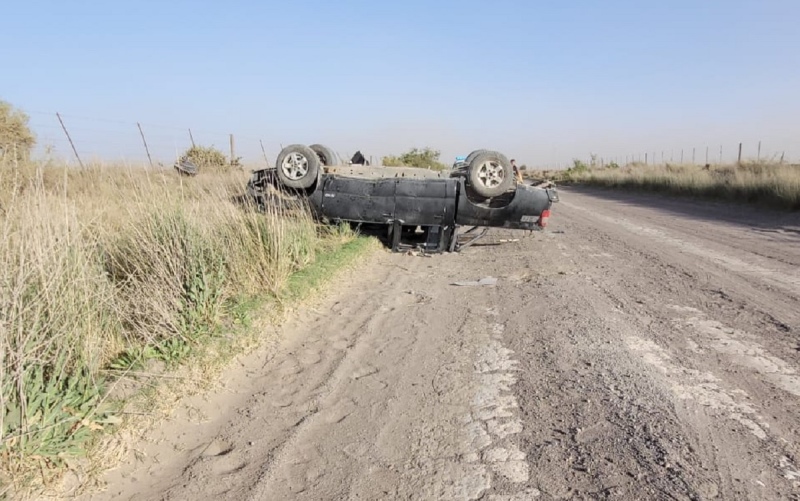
538,209 -> 551,228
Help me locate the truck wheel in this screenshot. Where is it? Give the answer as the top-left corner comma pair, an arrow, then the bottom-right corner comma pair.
464,149 -> 488,166
468,151 -> 514,198
276,144 -> 320,189
472,149 -> 510,165
309,144 -> 339,166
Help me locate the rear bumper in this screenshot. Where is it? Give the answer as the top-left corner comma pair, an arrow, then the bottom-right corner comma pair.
455,184 -> 556,230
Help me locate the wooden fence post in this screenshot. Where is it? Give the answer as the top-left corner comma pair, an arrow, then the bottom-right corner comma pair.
737,142 -> 742,165
260,139 -> 270,167
229,134 -> 236,165
56,112 -> 85,169
137,123 -> 154,168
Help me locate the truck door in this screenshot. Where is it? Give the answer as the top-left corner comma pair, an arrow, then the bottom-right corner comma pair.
318,176 -> 397,224
393,178 -> 458,227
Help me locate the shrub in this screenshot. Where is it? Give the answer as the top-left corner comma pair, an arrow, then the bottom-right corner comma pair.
570,159 -> 589,173
382,147 -> 448,171
0,100 -> 36,161
180,145 -> 233,170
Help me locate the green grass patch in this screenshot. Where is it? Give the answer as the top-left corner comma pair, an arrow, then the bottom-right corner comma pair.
282,236 -> 379,303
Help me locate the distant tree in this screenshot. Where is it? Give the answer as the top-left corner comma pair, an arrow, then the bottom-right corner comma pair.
382,147 -> 448,171
0,100 -> 36,161
569,159 -> 589,173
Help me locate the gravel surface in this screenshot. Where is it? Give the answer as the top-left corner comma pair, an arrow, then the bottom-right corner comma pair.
78,187 -> 800,501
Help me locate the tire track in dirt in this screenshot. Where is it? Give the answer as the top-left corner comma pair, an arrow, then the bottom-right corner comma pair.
516,188 -> 800,500
561,199 -> 800,298
79,251 -> 411,500
80,244 -> 546,501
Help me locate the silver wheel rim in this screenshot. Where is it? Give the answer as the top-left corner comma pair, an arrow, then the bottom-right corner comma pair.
281,152 -> 309,180
476,161 -> 505,188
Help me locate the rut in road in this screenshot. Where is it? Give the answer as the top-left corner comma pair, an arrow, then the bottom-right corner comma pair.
505,188 -> 800,500
76,187 -> 800,501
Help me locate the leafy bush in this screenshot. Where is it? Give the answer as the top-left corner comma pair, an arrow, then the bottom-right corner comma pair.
180,145 -> 234,170
0,100 -> 36,161
570,159 -> 589,173
549,159 -> 593,183
382,147 -> 448,171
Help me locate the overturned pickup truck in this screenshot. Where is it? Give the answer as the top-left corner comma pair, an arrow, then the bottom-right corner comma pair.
247,144 -> 559,252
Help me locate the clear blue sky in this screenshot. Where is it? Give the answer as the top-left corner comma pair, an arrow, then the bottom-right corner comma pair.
3,0 -> 799,167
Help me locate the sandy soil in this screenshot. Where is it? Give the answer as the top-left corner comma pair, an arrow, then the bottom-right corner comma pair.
73,187 -> 800,501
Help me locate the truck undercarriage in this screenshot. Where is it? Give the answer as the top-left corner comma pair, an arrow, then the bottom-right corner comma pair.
247,145 -> 558,253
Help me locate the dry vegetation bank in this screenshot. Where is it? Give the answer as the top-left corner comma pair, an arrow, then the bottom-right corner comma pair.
0,160 -> 371,497
530,160 -> 800,210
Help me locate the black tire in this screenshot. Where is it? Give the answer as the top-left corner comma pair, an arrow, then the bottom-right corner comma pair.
309,143 -> 339,166
464,149 -> 488,166
465,149 -> 511,165
275,144 -> 320,189
467,151 -> 514,198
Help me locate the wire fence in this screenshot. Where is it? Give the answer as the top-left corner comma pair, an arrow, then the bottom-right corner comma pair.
25,110 -> 295,169
22,110 -> 797,171
536,142 -> 794,171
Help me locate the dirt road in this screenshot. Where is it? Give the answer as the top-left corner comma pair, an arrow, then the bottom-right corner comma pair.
78,187 -> 800,501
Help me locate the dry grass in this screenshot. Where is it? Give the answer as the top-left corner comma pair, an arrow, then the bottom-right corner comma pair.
531,160 -> 800,210
0,159 -> 358,496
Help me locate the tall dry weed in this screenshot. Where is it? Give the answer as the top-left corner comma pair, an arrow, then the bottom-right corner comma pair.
563,161 -> 800,209
0,159 -> 340,493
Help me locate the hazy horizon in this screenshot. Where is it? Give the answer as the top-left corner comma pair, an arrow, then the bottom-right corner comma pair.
4,0 -> 799,168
